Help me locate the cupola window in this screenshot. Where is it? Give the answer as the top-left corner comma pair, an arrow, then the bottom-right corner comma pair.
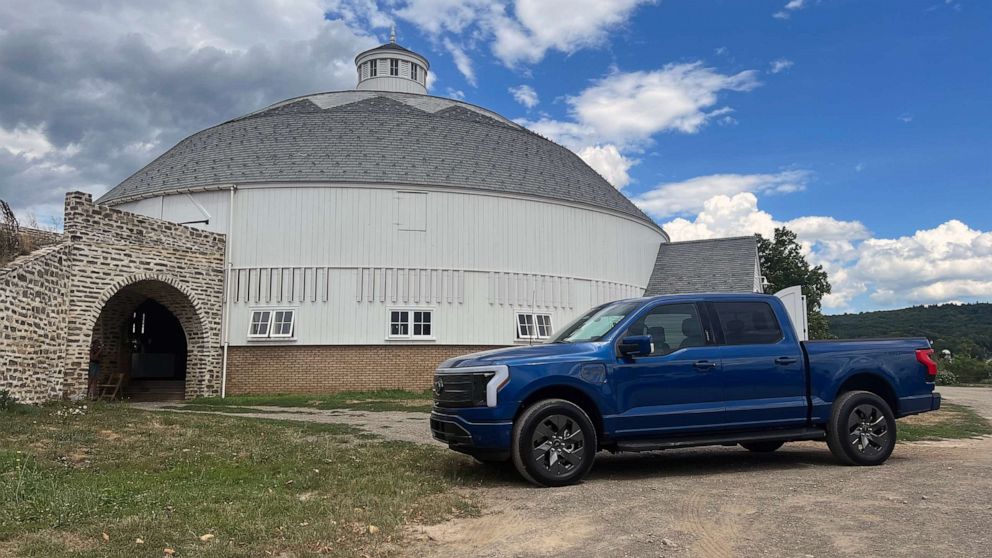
389,59 -> 399,76
369,60 -> 378,77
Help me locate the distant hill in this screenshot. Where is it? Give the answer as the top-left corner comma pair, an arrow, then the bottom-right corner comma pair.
826,303 -> 992,359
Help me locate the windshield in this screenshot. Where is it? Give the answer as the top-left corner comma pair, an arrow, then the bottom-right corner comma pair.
550,301 -> 643,343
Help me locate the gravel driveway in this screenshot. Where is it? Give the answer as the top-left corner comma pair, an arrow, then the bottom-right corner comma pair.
137,389 -> 992,558
406,388 -> 992,558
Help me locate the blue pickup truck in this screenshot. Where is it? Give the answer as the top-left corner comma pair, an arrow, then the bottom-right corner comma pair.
430,293 -> 941,486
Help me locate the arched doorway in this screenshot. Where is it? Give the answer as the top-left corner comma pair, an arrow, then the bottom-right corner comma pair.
88,278 -> 207,401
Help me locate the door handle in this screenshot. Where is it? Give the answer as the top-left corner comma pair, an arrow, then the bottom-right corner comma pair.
693,360 -> 718,371
775,357 -> 799,365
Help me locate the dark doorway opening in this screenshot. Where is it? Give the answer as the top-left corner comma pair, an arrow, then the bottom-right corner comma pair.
125,299 -> 188,401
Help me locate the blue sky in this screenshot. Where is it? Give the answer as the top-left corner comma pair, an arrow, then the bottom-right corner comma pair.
0,0 -> 989,312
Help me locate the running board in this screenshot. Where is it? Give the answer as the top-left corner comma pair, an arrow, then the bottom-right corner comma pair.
616,427 -> 826,452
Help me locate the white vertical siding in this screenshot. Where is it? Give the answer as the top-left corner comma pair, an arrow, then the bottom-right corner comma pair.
115,185 -> 664,346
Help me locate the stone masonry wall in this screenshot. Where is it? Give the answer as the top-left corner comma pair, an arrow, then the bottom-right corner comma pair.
0,243 -> 71,403
226,344 -> 504,395
61,192 -> 226,400
0,192 -> 226,403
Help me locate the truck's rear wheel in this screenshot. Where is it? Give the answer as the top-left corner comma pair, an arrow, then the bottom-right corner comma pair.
827,390 -> 896,466
511,399 -> 596,487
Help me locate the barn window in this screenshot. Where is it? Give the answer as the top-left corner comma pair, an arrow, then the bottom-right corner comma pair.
390,59 -> 399,76
369,60 -> 378,77
517,312 -> 553,340
411,64 -> 418,81
388,309 -> 434,339
248,309 -> 296,340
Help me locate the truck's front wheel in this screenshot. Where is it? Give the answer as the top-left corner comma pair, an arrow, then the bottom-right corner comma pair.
511,399 -> 597,487
827,390 -> 897,466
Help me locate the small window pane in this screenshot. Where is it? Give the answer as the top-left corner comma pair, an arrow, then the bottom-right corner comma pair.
390,311 -> 410,337
411,311 -> 432,337
517,314 -> 535,338
535,314 -> 552,338
715,302 -> 783,345
411,64 -> 418,80
369,60 -> 377,77
390,59 -> 399,76
272,310 -> 294,337
249,311 -> 271,337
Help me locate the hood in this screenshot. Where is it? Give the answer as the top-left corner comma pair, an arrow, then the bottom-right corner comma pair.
439,343 -> 602,369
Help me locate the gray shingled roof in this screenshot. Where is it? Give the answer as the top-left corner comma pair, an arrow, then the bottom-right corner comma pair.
645,236 -> 761,295
97,91 -> 656,228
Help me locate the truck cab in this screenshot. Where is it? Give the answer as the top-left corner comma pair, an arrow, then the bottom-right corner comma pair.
430,293 -> 941,486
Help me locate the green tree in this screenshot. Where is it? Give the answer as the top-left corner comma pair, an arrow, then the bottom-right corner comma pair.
758,227 -> 833,339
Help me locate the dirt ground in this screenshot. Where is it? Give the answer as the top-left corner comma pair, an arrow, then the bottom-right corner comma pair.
406,387 -> 992,558
138,388 -> 992,558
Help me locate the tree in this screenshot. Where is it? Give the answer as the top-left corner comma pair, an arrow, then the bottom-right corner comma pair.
0,200 -> 21,266
758,227 -> 833,339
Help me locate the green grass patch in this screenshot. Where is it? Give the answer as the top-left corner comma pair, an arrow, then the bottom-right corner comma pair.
0,401 -> 501,558
187,390 -> 434,413
897,403 -> 992,442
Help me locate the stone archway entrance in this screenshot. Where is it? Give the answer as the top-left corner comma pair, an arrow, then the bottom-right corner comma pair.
90,278 -> 208,401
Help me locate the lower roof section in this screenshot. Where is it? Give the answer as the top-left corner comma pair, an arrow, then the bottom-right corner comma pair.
645,236 -> 761,296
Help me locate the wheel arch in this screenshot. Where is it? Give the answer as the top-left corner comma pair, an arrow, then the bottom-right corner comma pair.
835,372 -> 899,415
516,383 -> 605,440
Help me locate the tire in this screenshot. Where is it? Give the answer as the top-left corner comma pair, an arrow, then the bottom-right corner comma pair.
826,390 -> 897,466
740,441 -> 784,453
511,399 -> 597,487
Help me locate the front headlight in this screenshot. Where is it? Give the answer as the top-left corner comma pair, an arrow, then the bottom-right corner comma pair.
433,365 -> 509,408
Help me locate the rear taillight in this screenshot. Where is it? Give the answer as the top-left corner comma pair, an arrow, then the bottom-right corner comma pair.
916,349 -> 938,379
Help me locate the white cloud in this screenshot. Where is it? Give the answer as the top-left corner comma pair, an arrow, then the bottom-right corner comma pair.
517,62 -> 761,179
898,113 -> 914,123
769,58 -> 794,74
577,145 -> 635,189
508,84 -> 539,108
658,190 -> 992,311
394,0 -> 653,68
566,63 -> 760,144
773,0 -> 807,19
442,38 -> 476,86
632,170 -> 809,219
0,0 -> 378,221
0,125 -> 56,160
490,0 -> 653,66
444,87 -> 465,100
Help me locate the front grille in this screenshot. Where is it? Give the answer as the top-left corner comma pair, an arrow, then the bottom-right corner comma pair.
433,372 -> 493,408
430,417 -> 473,445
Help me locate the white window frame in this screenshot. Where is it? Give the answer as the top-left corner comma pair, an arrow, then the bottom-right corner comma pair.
389,58 -> 399,76
247,308 -> 297,341
387,308 -> 435,341
516,312 -> 553,340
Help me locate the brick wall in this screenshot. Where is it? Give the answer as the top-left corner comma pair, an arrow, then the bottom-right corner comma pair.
226,344 -> 505,394
0,243 -> 71,403
0,192 -> 226,403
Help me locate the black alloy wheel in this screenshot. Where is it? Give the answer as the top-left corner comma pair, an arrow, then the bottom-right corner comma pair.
827,390 -> 897,466
512,399 -> 597,487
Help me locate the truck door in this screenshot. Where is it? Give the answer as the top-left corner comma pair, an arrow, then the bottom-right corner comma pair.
610,302 -> 725,437
710,300 -> 807,429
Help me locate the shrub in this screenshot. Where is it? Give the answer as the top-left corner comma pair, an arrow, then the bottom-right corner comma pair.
0,389 -> 16,411
945,355 -> 992,384
935,370 -> 958,386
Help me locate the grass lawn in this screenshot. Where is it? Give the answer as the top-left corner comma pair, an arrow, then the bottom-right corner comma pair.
186,390 -> 433,413
897,403 -> 992,442
0,401 -> 493,558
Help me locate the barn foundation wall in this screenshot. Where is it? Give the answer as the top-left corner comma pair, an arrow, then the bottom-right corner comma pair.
226,344 -> 505,395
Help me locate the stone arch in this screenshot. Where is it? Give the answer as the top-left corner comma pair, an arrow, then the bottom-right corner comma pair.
71,273 -> 218,400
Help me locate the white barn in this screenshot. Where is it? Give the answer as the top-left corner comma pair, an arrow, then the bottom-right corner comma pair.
93,38 -> 760,396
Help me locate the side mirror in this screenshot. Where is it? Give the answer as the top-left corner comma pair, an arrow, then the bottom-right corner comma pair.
618,335 -> 653,358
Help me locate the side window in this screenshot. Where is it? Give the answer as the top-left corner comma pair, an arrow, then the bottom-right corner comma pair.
714,302 -> 783,345
248,309 -> 295,340
516,312 -> 553,340
627,303 -> 704,356
388,309 -> 434,339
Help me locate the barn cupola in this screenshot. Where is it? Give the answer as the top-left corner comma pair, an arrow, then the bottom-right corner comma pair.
355,26 -> 429,95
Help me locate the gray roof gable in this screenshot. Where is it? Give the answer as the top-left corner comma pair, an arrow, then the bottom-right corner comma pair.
645,236 -> 761,295
98,91 -> 656,228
